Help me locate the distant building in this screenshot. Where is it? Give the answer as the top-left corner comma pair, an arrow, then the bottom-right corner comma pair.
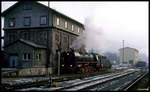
119,47 -> 139,65
2,1 -> 84,74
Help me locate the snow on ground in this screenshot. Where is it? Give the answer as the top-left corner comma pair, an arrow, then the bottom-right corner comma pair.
18,87 -> 63,91
4,77 -> 49,85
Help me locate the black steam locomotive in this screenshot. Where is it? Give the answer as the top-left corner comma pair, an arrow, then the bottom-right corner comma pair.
60,49 -> 111,74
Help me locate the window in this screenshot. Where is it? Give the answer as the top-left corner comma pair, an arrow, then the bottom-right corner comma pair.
37,54 -> 41,61
78,27 -> 80,33
40,32 -> 44,41
55,33 -> 59,41
8,33 -> 14,42
39,32 -> 47,41
28,53 -> 31,60
64,36 -> 67,43
28,33 -> 30,40
40,16 -> 47,25
43,32 -> 47,40
8,33 -> 15,42
24,4 -> 32,10
24,17 -> 31,26
23,53 -> 27,60
24,32 -> 28,40
23,53 -> 31,60
23,32 -> 30,40
71,25 -> 74,31
71,37 -> 74,44
8,34 -> 12,42
65,21 -> 68,28
8,18 -> 15,27
56,17 -> 60,25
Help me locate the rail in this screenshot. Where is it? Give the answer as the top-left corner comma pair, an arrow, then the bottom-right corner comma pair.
52,70 -> 137,91
123,72 -> 148,91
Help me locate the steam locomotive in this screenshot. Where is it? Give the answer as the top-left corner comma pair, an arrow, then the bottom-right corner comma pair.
60,48 -> 111,74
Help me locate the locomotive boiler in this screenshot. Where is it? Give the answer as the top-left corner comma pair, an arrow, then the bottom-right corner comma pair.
60,48 -> 111,74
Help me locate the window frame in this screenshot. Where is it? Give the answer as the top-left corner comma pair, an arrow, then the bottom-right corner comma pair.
37,53 -> 41,61
23,53 -> 27,60
8,32 -> 15,42
71,25 -> 74,31
24,32 -> 28,40
78,27 -> 80,33
28,53 -> 31,60
23,53 -> 31,61
55,32 -> 59,41
65,21 -> 68,28
56,17 -> 60,26
40,16 -> 47,25
8,18 -> 15,27
43,31 -> 47,40
24,17 -> 31,26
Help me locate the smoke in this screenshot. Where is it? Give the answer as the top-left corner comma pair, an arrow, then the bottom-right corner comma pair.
71,17 -> 112,55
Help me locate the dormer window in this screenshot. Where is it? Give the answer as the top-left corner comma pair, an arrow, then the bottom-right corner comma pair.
8,18 -> 15,27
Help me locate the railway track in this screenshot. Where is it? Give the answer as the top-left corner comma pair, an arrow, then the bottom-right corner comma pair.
60,70 -> 136,91
17,69 -> 138,91
87,69 -> 148,91
122,72 -> 149,91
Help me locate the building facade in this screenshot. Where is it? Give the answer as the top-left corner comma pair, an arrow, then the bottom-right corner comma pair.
119,47 -> 139,65
2,1 -> 84,74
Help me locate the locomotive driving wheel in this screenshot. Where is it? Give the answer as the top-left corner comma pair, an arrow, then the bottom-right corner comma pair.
79,68 -> 85,73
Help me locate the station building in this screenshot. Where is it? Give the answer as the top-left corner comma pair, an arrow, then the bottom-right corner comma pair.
119,47 -> 139,66
2,1 -> 85,75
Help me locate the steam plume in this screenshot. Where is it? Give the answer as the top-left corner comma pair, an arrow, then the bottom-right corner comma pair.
71,18 -> 109,54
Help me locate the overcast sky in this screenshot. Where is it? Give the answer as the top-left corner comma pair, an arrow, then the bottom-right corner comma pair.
1,1 -> 149,58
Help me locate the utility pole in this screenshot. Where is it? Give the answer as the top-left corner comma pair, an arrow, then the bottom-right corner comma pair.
122,40 -> 124,64
46,1 -> 50,77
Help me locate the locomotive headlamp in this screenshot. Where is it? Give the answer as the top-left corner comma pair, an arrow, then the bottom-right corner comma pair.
62,64 -> 64,67
70,65 -> 72,67
67,53 -> 69,55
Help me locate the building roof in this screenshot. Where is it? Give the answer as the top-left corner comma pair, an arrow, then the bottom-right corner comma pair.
1,1 -> 84,29
4,39 -> 46,49
119,47 -> 139,52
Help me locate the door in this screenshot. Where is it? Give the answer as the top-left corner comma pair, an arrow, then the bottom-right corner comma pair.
9,56 -> 18,68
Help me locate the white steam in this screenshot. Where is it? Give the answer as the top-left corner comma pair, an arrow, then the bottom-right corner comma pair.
71,18 -> 112,55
